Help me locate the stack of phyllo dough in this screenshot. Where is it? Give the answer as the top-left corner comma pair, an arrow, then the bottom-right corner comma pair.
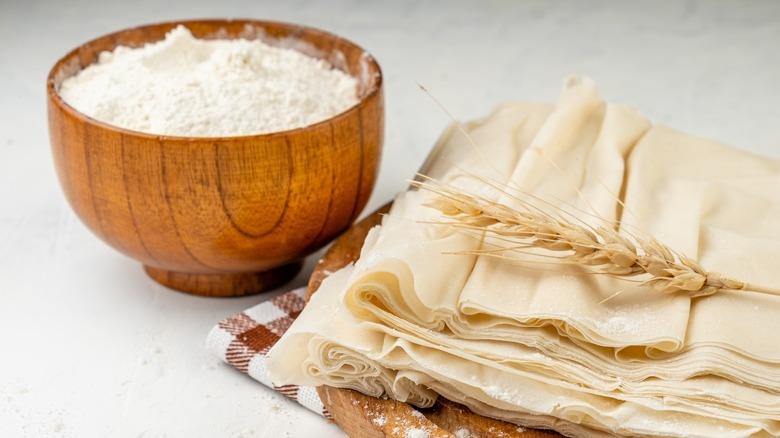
267,77 -> 780,437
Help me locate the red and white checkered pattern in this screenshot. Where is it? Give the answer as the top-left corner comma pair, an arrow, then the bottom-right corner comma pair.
206,288 -> 330,419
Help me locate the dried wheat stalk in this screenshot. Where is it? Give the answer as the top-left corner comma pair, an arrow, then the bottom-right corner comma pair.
411,177 -> 780,298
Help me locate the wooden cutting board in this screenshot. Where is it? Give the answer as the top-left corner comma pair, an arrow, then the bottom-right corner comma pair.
306,205 -> 561,438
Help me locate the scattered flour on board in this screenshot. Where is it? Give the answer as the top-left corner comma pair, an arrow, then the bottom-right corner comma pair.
454,428 -> 471,438
404,427 -> 430,438
59,25 -> 359,137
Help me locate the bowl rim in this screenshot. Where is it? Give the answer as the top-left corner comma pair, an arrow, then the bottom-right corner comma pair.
46,18 -> 383,142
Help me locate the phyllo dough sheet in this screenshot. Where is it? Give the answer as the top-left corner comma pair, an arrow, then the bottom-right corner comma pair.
268,78 -> 780,437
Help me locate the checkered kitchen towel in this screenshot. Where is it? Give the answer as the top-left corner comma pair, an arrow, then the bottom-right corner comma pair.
206,287 -> 331,419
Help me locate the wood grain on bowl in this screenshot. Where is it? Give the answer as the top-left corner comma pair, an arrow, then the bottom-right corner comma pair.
306,205 -> 562,438
47,19 -> 383,297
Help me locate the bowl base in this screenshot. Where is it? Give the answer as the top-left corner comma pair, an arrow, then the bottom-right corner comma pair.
143,262 -> 303,297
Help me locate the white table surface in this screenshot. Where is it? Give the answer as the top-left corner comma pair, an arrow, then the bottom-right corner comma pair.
1,1 -> 779,437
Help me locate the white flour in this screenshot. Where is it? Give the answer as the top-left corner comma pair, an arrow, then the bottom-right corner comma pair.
58,26 -> 359,137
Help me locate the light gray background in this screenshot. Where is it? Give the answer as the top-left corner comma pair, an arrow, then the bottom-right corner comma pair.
1,1 -> 779,436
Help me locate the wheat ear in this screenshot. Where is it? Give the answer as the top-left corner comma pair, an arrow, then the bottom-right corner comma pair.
411,178 -> 780,299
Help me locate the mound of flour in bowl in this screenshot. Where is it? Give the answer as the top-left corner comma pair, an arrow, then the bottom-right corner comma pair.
58,25 -> 359,137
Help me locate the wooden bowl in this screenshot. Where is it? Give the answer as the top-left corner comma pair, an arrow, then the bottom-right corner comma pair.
47,19 -> 384,297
